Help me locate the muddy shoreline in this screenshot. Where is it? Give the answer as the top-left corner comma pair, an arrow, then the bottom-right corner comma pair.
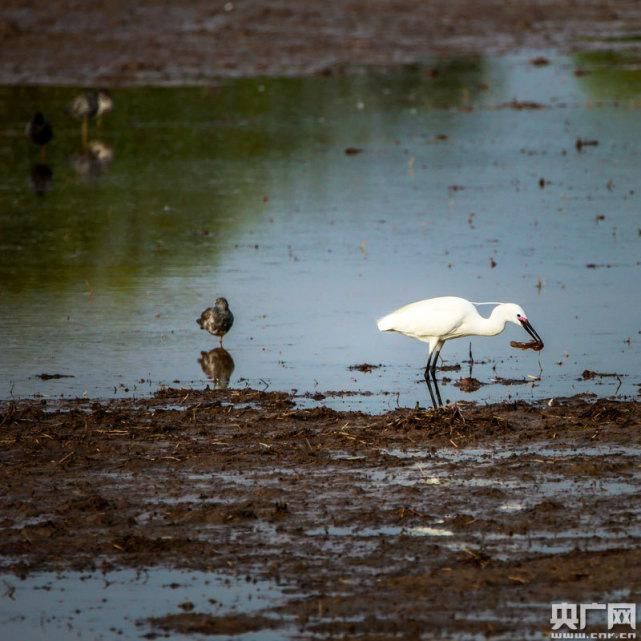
2,0 -> 641,85
2,389 -> 640,638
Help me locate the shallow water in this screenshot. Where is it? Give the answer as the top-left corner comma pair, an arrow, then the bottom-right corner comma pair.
0,569 -> 290,641
2,51 -> 641,410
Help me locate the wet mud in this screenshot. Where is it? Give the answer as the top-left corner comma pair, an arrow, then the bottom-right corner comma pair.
2,389 -> 640,638
2,0 -> 641,84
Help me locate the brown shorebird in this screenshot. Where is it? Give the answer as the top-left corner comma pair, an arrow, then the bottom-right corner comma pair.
197,297 -> 234,346
70,90 -> 113,146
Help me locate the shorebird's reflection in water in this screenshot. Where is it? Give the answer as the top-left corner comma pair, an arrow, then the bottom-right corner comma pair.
199,347 -> 235,389
26,112 -> 54,196
30,163 -> 53,196
70,140 -> 114,178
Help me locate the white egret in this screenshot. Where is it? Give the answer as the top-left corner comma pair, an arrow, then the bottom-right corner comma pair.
377,296 -> 543,406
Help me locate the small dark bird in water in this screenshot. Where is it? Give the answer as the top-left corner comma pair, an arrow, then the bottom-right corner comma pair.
197,297 -> 234,346
26,112 -> 53,161
70,90 -> 113,146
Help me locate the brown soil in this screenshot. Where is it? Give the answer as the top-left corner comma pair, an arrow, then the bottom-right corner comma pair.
2,0 -> 641,85
2,389 -> 641,638
149,612 -> 278,636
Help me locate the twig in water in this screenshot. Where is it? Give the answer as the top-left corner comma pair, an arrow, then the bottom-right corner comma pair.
3,581 -> 15,600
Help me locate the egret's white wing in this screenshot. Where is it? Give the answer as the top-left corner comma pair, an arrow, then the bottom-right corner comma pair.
377,296 -> 475,339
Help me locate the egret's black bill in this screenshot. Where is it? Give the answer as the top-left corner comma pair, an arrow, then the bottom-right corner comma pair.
520,319 -> 544,347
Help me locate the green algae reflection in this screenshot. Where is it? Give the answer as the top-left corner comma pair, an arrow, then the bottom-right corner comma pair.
574,50 -> 641,101
0,60 -> 487,296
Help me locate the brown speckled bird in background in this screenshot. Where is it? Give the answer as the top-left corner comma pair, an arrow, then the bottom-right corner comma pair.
197,297 -> 234,346
70,90 -> 113,146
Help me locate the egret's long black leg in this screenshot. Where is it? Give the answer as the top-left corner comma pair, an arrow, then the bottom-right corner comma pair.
431,342 -> 444,407
424,348 -> 434,380
425,372 -> 438,408
424,348 -> 436,408
430,342 -> 444,376
424,345 -> 446,409
424,368 -> 443,409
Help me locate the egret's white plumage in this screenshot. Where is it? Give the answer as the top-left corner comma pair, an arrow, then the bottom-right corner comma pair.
377,296 -> 541,353
377,296 -> 543,385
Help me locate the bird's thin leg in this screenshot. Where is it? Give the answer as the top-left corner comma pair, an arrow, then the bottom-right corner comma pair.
424,371 -> 438,408
424,368 -> 443,409
219,336 -> 223,347
424,347 -> 444,409
423,349 -> 437,408
468,342 -> 474,378
429,343 -> 444,407
424,348 -> 434,381
430,342 -> 444,376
